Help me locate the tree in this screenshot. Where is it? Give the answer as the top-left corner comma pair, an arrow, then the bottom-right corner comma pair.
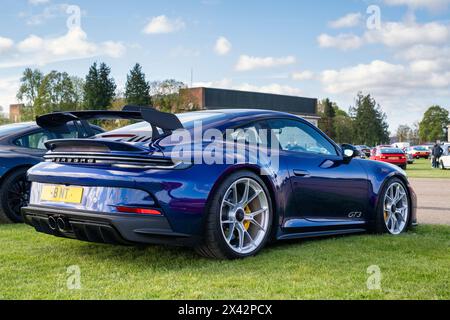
125,63 -> 151,106
70,76 -> 85,110
318,98 -> 336,139
16,68 -> 43,106
333,108 -> 354,144
396,125 -> 412,143
84,62 -> 117,110
150,79 -> 187,112
350,93 -> 390,146
419,105 -> 449,143
410,122 -> 420,146
16,68 -> 44,120
33,71 -> 78,116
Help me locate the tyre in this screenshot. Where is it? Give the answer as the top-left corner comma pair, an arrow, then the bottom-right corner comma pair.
441,162 -> 446,170
195,170 -> 273,259
374,178 -> 411,235
0,168 -> 31,223
399,165 -> 407,170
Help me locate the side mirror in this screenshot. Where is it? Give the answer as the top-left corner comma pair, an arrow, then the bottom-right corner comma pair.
341,144 -> 358,162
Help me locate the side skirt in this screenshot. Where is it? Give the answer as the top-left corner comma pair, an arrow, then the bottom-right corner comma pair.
277,228 -> 367,241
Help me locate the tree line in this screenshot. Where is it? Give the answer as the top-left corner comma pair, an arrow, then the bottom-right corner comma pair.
396,106 -> 449,144
12,62 -> 194,122
318,93 -> 390,146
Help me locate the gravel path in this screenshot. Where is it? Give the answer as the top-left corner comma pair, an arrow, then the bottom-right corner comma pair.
409,178 -> 450,225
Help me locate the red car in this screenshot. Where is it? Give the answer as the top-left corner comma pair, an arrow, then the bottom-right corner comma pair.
370,147 -> 408,170
407,146 -> 431,159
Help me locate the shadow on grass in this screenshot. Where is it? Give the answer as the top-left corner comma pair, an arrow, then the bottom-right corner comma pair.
64,231 -> 373,271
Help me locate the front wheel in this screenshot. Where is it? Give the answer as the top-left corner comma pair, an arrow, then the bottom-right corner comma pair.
374,178 -> 410,235
195,171 -> 273,259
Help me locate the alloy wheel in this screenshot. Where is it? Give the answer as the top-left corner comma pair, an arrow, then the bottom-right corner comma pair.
220,178 -> 270,254
383,182 -> 409,235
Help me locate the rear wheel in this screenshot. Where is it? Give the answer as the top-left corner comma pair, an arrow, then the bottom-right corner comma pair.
0,168 -> 31,223
196,171 -> 273,259
374,178 -> 410,235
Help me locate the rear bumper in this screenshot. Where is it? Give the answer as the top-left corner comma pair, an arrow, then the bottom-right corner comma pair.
379,159 -> 408,166
22,205 -> 200,247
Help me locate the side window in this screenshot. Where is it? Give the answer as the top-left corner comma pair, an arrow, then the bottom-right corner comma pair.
228,122 -> 268,147
58,123 -> 81,139
14,131 -> 55,150
268,119 -> 337,156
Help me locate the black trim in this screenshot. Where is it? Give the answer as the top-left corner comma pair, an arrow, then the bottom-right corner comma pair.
36,106 -> 184,140
22,206 -> 200,247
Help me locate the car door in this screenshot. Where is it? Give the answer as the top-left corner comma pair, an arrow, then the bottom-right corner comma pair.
267,119 -> 369,229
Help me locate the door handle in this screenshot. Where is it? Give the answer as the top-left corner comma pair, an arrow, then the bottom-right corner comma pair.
293,170 -> 310,177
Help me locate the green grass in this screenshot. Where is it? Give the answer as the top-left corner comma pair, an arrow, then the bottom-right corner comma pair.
0,224 -> 449,300
406,159 -> 450,179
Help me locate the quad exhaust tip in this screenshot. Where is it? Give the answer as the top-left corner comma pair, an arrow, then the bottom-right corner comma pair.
57,217 -> 67,232
48,216 -> 57,231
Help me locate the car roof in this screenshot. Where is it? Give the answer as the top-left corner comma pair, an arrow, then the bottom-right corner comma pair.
0,122 -> 39,137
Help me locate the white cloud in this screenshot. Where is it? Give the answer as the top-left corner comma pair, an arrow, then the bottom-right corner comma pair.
320,60 -> 450,96
235,55 -> 296,71
384,0 -> 450,11
0,27 -> 126,69
365,21 -> 450,48
319,20 -> 450,51
17,35 -> 44,52
317,33 -> 364,51
143,15 -> 185,34
292,71 -> 314,81
0,37 -> 14,53
0,76 -> 20,113
102,41 -> 127,58
28,0 -> 50,5
329,13 -> 362,29
21,4 -> 69,26
214,36 -> 232,55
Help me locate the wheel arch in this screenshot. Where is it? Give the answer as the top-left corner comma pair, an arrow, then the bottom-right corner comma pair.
0,165 -> 33,187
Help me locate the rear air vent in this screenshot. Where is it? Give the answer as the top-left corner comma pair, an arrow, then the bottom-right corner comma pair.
44,154 -> 178,169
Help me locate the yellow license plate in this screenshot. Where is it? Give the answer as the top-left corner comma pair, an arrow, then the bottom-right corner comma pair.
41,185 -> 84,204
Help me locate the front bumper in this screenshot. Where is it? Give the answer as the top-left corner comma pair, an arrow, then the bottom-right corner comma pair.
22,205 -> 200,247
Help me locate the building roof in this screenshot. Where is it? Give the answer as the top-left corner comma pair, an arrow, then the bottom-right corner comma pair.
193,87 -> 318,116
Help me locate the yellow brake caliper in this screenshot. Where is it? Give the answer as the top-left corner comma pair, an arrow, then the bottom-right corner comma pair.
244,206 -> 251,230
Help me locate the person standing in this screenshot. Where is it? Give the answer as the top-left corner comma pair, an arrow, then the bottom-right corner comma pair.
432,142 -> 443,168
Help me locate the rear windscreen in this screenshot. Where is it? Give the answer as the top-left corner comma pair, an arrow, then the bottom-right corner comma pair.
380,148 -> 404,154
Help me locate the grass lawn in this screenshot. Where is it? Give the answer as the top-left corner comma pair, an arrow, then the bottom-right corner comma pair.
406,159 -> 450,179
0,224 -> 449,300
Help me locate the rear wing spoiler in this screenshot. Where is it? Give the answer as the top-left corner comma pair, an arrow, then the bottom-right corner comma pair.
36,105 -> 183,139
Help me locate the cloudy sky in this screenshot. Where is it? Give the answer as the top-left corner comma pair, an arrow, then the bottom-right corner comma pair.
0,0 -> 449,131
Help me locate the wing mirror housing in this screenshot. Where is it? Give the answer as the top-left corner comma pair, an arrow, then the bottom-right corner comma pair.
341,144 -> 359,163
